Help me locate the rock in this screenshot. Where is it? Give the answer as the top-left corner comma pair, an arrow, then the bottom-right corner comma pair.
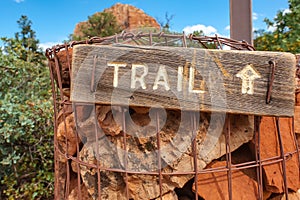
78,110 -> 254,199
127,174 -> 178,200
57,113 -> 78,162
77,112 -> 103,142
196,114 -> 254,167
76,105 -> 122,142
296,93 -> 300,106
97,107 -> 122,137
269,189 -> 300,200
57,160 -> 80,199
175,178 -> 198,200
73,3 -> 160,38
131,106 -> 150,114
154,191 -> 178,200
295,106 -> 300,134
96,105 -> 112,122
49,48 -> 72,88
104,3 -> 160,30
57,104 -> 73,125
263,190 -> 273,200
80,169 -> 126,200
192,144 -> 261,200
57,162 -> 67,200
68,184 -> 92,200
74,104 -> 94,123
192,161 -> 258,200
79,141 -> 126,200
71,160 -> 79,173
73,22 -> 88,39
253,117 -> 299,193
62,88 -> 70,98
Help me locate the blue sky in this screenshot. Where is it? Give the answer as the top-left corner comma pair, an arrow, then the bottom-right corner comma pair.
0,0 -> 289,50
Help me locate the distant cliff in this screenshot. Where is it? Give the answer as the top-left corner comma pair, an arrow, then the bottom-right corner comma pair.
73,3 -> 160,37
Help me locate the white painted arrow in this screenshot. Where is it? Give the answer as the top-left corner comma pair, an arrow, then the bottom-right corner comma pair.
236,64 -> 261,95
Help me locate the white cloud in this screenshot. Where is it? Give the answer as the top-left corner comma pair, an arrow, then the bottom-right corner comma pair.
267,25 -> 277,32
225,25 -> 230,31
183,24 -> 217,36
283,8 -> 291,15
14,0 -> 25,3
39,42 -> 60,51
253,12 -> 258,21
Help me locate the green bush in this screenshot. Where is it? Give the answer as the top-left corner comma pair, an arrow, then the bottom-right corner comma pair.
254,0 -> 300,53
0,16 -> 54,200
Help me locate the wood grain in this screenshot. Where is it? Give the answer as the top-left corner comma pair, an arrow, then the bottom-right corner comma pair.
71,45 -> 296,117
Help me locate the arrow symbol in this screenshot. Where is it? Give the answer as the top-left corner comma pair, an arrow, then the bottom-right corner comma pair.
236,64 -> 261,95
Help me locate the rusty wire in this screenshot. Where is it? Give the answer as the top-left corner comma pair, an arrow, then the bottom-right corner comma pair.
45,31 -> 255,60
46,31 -> 296,200
188,33 -> 255,51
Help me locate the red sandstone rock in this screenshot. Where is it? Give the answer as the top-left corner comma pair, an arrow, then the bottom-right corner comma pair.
154,191 -> 178,200
295,106 -> 300,134
255,117 -> 299,193
296,93 -> 300,106
269,190 -> 300,200
57,113 -> 78,161
104,3 -> 160,30
73,3 -> 160,38
78,112 -> 254,200
49,48 -> 73,88
68,184 -> 92,200
57,162 -> 67,199
57,104 -> 73,125
193,161 -> 258,200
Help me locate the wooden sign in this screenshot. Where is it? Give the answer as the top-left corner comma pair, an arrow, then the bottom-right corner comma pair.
71,45 -> 296,117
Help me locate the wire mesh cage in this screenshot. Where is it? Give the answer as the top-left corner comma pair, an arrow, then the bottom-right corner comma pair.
46,31 -> 300,200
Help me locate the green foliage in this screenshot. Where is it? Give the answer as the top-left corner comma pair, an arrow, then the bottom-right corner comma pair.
2,15 -> 45,63
0,16 -> 54,199
71,12 -> 121,41
254,0 -> 300,53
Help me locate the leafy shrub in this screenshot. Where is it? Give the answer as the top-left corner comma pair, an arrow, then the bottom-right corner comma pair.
0,16 -> 54,200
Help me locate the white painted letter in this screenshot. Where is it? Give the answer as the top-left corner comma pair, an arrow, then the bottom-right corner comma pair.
131,64 -> 148,89
153,65 -> 170,91
189,67 -> 205,94
177,66 -> 183,92
107,62 -> 127,87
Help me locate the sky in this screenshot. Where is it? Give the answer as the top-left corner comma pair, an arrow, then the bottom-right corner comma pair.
0,0 -> 289,50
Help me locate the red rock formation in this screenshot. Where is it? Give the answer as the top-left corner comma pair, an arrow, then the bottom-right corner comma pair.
49,48 -> 73,89
255,117 -> 299,193
296,106 -> 300,134
193,161 -> 258,200
104,3 -> 160,30
73,3 -> 160,38
73,22 -> 87,39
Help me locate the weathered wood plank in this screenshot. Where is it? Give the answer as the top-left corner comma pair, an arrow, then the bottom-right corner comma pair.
71,45 -> 296,117
295,106 -> 300,133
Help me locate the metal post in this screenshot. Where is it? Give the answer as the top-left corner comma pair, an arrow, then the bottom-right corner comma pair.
230,0 -> 253,45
